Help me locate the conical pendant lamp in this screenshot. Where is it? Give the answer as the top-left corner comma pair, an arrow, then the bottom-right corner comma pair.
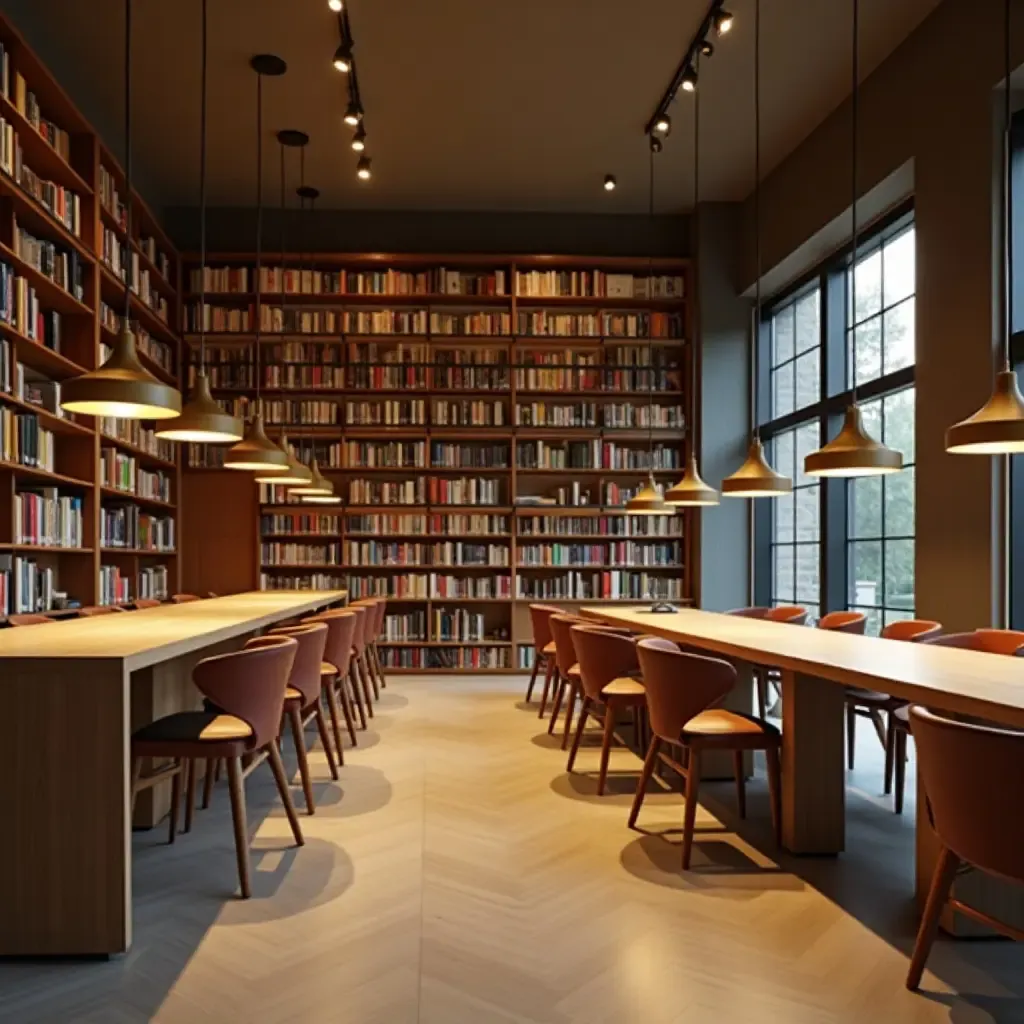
666,454 -> 720,505
722,0 -> 790,498
946,0 -> 1024,454
157,0 -> 241,443
626,472 -> 671,515
291,457 -> 333,496
62,0 -> 181,421
804,0 -> 902,478
255,433 -> 312,486
224,55 -> 289,475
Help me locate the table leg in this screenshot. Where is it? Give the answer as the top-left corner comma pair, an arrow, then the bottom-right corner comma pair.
780,669 -> 845,854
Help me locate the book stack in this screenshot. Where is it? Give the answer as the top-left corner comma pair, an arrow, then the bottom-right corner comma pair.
13,218 -> 84,299
0,553 -> 56,613
98,564 -> 130,606
0,409 -> 54,469
0,261 -> 61,350
15,488 -> 83,547
137,565 -> 169,601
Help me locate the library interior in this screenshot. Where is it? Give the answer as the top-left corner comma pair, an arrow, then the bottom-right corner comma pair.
1,0 -> 1024,1021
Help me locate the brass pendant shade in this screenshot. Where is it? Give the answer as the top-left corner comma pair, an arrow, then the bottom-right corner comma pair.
289,457 -> 333,495
254,434 -> 312,485
223,412 -> 289,472
804,404 -> 903,477
946,369 -> 1024,454
302,488 -> 342,504
154,370 -> 243,442
722,438 -> 792,497
624,474 -> 672,515
665,454 -> 720,506
61,326 -> 183,420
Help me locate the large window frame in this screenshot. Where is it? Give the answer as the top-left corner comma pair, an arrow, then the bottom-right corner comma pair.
754,202 -> 916,629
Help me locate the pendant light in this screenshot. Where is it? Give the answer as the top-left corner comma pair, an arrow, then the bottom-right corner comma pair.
61,0 -> 181,420
804,0 -> 902,478
723,0 -> 791,498
665,60 -> 720,508
224,56 -> 290,473
157,0 -> 242,443
946,0 -> 1024,453
625,138 -> 671,516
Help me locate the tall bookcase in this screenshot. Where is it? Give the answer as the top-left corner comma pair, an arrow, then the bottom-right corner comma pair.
0,13 -> 182,616
182,254 -> 695,673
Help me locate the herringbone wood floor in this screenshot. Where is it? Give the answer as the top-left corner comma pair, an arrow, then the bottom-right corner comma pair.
2,675 -> 1022,1023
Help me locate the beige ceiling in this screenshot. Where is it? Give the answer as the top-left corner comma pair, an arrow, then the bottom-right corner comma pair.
9,0 -> 942,214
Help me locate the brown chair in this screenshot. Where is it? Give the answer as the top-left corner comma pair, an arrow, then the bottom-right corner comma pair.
79,605 -> 125,616
631,637 -> 782,869
525,603 -> 561,709
845,619 -> 942,774
818,610 -> 867,634
727,605 -> 809,717
130,635 -> 303,899
350,598 -> 382,702
545,614 -> 585,744
132,598 -> 163,609
567,626 -> 645,795
305,608 -> 363,752
906,705 -> 1024,990
171,594 -> 201,604
7,613 -> 55,626
360,598 -> 388,693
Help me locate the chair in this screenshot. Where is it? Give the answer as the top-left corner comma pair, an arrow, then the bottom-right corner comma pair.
818,610 -> 867,635
132,598 -> 163,610
631,637 -> 782,869
885,630 -> 1024,814
545,614 -> 585,743
79,605 -> 125,616
347,604 -> 378,712
845,619 -> 942,773
906,705 -> 1024,990
357,597 -> 388,693
350,598 -> 383,702
130,635 -> 302,898
524,603 -> 561,709
305,608 -> 363,752
567,626 -> 644,795
171,594 -> 201,604
7,613 -> 55,626
727,605 -> 809,717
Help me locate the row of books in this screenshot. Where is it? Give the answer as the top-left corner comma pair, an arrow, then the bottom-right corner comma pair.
346,477 -> 503,506
516,312 -> 682,339
0,553 -> 56,614
0,409 -> 54,470
433,608 -> 504,643
100,304 -> 174,374
515,403 -> 684,428
515,484 -> 599,508
0,120 -> 82,237
102,230 -> 169,320
0,337 -> 8,391
345,514 -> 508,536
99,449 -> 172,502
100,506 -> 175,551
13,216 -> 85,301
513,368 -> 678,392
378,647 -> 511,670
342,541 -> 511,567
514,271 -> 684,299
344,574 -> 513,599
0,261 -> 62,350
261,542 -> 341,566
261,513 -> 342,535
10,64 -> 71,161
98,564 -> 130,606
431,399 -> 506,427
516,572 -> 683,600
139,236 -> 171,282
516,440 -> 680,471
14,489 -> 84,547
99,167 -> 127,230
518,515 -> 682,537
516,541 -> 682,567
99,565 -> 172,605
260,572 -> 346,591
382,610 -> 427,642
138,565 -> 169,600
99,417 -> 177,465
341,441 -> 513,470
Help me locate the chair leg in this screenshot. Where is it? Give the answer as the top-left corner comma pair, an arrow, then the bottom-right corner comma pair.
324,684 -> 347,767
226,755 -> 251,899
267,739 -> 305,847
215,759 -> 222,782
567,696 -> 591,773
765,744 -> 782,846
547,674 -> 566,735
894,727 -> 908,815
202,757 -> 216,809
348,666 -> 369,729
288,703 -> 316,815
597,700 -> 617,796
373,643 -> 387,689
906,845 -> 960,990
733,750 -> 746,818
354,659 -> 375,720
560,680 -> 578,751
184,758 -> 197,834
681,746 -> 702,870
628,736 -> 660,829
884,710 -> 896,794
168,758 -> 182,845
756,669 -> 768,720
846,705 -> 856,770
537,657 -> 555,718
360,650 -> 380,702
868,709 -> 888,751
336,678 -> 359,745
130,756 -> 142,816
314,701 -> 340,780
524,652 -> 542,702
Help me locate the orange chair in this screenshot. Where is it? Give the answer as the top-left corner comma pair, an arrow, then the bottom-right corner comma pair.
727,605 -> 809,717
818,610 -> 867,635
79,605 -> 125,616
525,604 -> 561,712
132,598 -> 163,609
7,613 -> 55,626
171,594 -> 201,604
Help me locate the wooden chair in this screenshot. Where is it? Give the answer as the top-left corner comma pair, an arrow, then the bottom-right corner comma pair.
130,635 -> 302,899
567,626 -> 644,795
7,613 -> 55,626
132,598 -> 163,609
349,598 -> 383,702
631,637 -> 782,869
906,705 -> 1024,990
545,614 -> 585,744
305,608 -> 363,750
171,594 -> 201,604
359,597 -> 388,693
845,619 -> 942,773
524,603 -> 561,709
79,605 -> 125,616
727,605 -> 808,717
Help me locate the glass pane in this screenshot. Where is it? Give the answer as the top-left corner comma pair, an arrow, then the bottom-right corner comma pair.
883,228 -> 915,307
794,349 -> 820,410
773,430 -> 795,479
773,363 -> 795,419
795,545 -> 820,605
773,545 -> 795,601
773,307 -> 794,366
885,539 -> 915,610
795,486 -> 819,541
885,466 -> 915,537
884,388 -> 915,464
853,316 -> 882,387
852,605 -> 883,637
859,397 -> 883,446
849,540 -> 882,607
795,422 -> 820,486
849,475 -> 883,539
883,298 -> 915,374
853,247 -> 883,323
794,292 -> 820,355
774,491 -> 795,541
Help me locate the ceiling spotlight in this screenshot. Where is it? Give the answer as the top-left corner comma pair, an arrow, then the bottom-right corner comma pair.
351,125 -> 366,151
713,8 -> 734,35
681,66 -> 698,92
357,155 -> 371,180
700,40 -> 714,57
328,0 -> 342,10
653,115 -> 670,135
333,42 -> 353,73
344,99 -> 363,125
649,135 -> 663,154
603,174 -> 617,191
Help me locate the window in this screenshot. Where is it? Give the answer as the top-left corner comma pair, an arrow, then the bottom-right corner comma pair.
770,289 -> 821,419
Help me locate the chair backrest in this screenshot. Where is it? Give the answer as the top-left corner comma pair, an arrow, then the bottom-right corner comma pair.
193,635 -> 296,748
549,613 -> 584,676
7,613 -> 55,626
171,594 -> 201,604
350,599 -> 379,645
910,705 -> 1024,883
765,605 -> 809,625
132,598 -> 162,610
881,619 -> 942,643
571,626 -> 638,702
927,631 -> 1024,656
528,603 -> 562,650
265,621 -> 328,706
818,610 -> 867,634
78,605 -> 123,617
346,604 -> 369,652
637,637 -> 737,742
373,597 -> 386,639
726,606 -> 769,619
306,608 -> 358,677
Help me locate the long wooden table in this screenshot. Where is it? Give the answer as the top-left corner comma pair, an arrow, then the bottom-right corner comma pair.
0,590 -> 346,957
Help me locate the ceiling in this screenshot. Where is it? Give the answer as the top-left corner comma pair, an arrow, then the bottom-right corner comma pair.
8,0 -> 942,214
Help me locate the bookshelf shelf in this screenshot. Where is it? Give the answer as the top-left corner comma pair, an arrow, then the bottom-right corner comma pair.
0,543 -> 93,553
100,547 -> 177,556
0,172 -> 92,262
100,433 -> 178,471
99,486 -> 175,511
0,322 -> 87,379
0,390 -> 91,436
0,92 -> 93,195
0,462 -> 90,488
0,240 -> 93,317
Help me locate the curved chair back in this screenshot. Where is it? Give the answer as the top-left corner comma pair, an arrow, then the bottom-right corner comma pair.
549,613 -> 584,678
346,604 -> 369,654
528,604 -> 562,652
571,626 -> 638,702
193,635 -> 297,749
372,598 -> 386,641
910,706 -> 1024,883
765,605 -> 809,625
307,609 -> 358,677
818,611 -> 867,634
881,619 -> 942,643
637,637 -> 737,741
726,606 -> 769,619
79,605 -> 124,617
927,631 -> 1024,656
265,622 -> 328,706
7,613 -> 55,626
350,599 -> 379,646
132,598 -> 162,610
171,594 -> 201,604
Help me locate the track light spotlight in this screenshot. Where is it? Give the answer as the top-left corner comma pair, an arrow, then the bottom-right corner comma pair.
332,42 -> 352,73
713,8 -> 734,35
681,66 -> 698,92
649,135 -> 663,154
603,174 -> 617,191
357,155 -> 371,180
653,115 -> 670,135
344,99 -> 363,125
700,40 -> 714,57
328,0 -> 342,10
351,125 -> 366,151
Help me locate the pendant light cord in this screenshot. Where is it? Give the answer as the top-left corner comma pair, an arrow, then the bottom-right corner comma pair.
198,0 -> 207,372
122,0 -> 133,330
279,142 -> 289,340
690,52 -> 701,463
254,71 -> 264,410
752,0 -> 760,440
850,0 -> 859,405
647,140 -> 656,472
1003,0 -> 1012,370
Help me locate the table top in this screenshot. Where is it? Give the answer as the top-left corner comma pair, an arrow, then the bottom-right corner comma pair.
0,590 -> 347,670
579,606 -> 1024,729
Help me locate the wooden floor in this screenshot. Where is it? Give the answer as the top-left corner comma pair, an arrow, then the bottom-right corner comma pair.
2,674 -> 1023,1023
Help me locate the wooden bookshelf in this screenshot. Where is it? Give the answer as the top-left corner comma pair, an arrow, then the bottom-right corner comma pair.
0,13 -> 182,615
183,253 -> 695,672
